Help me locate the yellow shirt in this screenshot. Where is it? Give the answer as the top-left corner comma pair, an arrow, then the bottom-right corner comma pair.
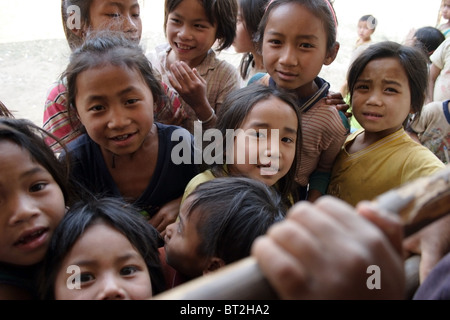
327,128 -> 445,207
181,169 -> 216,205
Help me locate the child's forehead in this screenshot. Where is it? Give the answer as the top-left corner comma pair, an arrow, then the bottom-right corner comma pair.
360,57 -> 408,81
265,3 -> 326,33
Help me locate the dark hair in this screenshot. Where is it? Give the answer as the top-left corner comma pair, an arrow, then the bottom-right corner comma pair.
0,118 -> 74,206
212,84 -> 301,205
414,26 -> 445,58
164,0 -> 238,51
347,41 -> 429,122
0,100 -> 14,118
359,14 -> 377,31
61,0 -> 94,50
238,0 -> 269,79
38,196 -> 166,300
63,31 -> 167,132
186,176 -> 286,264
256,0 -> 338,53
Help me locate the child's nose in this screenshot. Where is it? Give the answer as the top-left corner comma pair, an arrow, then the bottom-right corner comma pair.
366,90 -> 383,106
8,194 -> 39,226
122,15 -> 138,34
107,108 -> 132,129
177,26 -> 193,40
279,45 -> 298,66
98,274 -> 127,300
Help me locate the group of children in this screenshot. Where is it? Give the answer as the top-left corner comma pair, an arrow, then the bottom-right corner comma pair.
0,0 -> 449,300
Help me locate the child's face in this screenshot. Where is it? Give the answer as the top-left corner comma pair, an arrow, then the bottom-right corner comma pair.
54,222 -> 152,300
75,64 -> 155,157
164,196 -> 209,278
228,96 -> 298,186
0,141 -> 65,266
351,57 -> 412,137
262,3 -> 336,97
87,0 -> 142,43
442,0 -> 450,20
357,20 -> 374,43
232,6 -> 253,54
166,0 -> 218,68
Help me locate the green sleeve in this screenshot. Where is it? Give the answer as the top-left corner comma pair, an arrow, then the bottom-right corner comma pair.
309,170 -> 331,195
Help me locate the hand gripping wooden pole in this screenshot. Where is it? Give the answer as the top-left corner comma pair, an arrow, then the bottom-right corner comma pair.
153,165 -> 450,300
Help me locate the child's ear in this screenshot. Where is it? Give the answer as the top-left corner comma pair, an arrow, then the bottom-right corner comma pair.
70,24 -> 87,40
203,257 -> 225,274
324,42 -> 340,66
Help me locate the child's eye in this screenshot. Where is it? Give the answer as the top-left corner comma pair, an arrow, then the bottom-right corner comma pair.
385,87 -> 399,93
120,266 -> 138,276
89,105 -> 105,112
355,84 -> 369,90
80,273 -> 95,283
254,131 -> 267,138
299,43 -> 313,49
267,39 -> 281,45
29,182 -> 47,193
194,23 -> 208,29
107,13 -> 120,18
281,137 -> 294,143
169,18 -> 181,25
125,99 -> 139,105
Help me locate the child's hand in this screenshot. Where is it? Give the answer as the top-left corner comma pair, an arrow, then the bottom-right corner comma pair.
326,91 -> 352,119
403,213 -> 450,283
251,196 -> 405,300
149,196 -> 182,238
168,61 -> 209,110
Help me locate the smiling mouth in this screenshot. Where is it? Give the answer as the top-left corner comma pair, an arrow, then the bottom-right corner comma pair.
176,43 -> 194,50
111,133 -> 133,141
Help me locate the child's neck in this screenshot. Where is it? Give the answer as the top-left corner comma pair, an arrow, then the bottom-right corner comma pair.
293,79 -> 320,101
356,38 -> 371,46
348,127 -> 403,153
440,20 -> 450,29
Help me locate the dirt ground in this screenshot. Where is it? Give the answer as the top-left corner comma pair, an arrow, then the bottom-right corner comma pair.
0,0 -> 443,126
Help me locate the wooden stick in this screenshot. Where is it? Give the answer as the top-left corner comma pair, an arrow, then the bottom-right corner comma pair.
153,165 -> 450,300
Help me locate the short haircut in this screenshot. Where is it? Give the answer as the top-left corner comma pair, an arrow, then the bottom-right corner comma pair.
347,41 -> 429,118
359,14 -> 377,31
186,176 -> 286,264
